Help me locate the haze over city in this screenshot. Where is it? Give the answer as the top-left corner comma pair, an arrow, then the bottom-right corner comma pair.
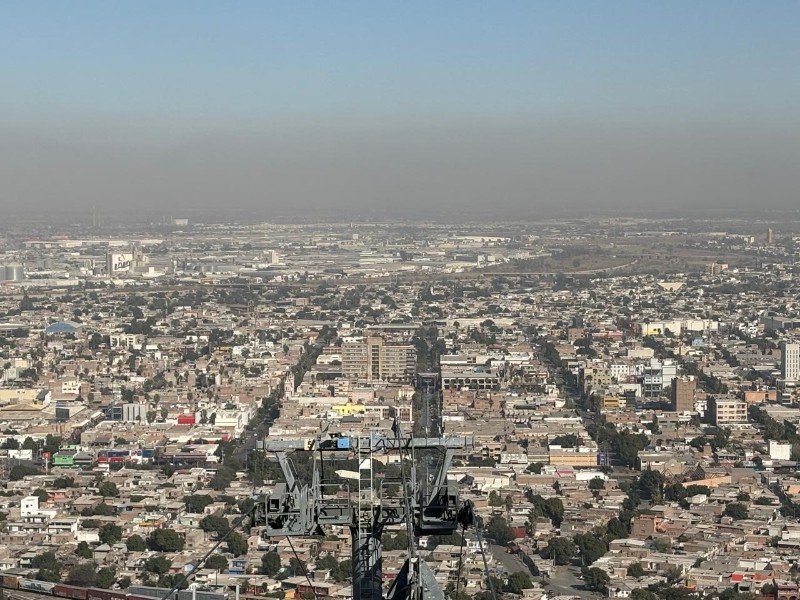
5,4 -> 800,600
2,1 -> 799,221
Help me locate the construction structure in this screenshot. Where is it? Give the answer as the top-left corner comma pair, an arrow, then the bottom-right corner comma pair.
252,426 -> 489,600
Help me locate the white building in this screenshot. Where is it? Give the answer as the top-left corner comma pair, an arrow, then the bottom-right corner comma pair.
122,402 -> 146,423
782,342 -> 800,382
769,440 -> 792,461
642,358 -> 678,398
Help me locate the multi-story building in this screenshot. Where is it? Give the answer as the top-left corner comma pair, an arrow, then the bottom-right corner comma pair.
441,366 -> 501,391
341,336 -> 416,382
600,395 -> 628,410
782,342 -> 800,382
671,376 -> 697,413
707,396 -> 747,426
642,358 -> 678,398
548,445 -> 599,467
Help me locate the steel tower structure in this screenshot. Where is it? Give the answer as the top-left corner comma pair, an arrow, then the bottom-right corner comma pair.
252,428 -> 476,600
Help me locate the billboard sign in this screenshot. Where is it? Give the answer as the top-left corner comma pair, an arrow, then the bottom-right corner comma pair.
110,253 -> 133,273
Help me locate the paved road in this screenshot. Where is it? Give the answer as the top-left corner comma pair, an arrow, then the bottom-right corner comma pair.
544,566 -> 599,599
489,543 -> 527,576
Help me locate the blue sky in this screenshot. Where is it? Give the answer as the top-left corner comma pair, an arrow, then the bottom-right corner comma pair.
3,1 -> 798,127
1,2 -> 799,216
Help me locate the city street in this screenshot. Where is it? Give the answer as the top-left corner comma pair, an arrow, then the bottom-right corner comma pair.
544,566 -> 599,599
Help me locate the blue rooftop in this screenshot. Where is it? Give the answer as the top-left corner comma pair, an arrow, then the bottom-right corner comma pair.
46,321 -> 81,334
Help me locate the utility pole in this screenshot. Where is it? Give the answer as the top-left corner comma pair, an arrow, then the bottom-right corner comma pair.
254,429 -> 475,600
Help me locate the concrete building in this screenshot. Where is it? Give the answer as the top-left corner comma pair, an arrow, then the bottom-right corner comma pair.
122,403 -> 146,423
671,376 -> 697,412
769,440 -> 792,461
441,366 -> 501,391
341,336 -> 416,382
782,342 -> 800,382
548,445 -> 599,467
707,396 -> 747,426
642,358 -> 678,398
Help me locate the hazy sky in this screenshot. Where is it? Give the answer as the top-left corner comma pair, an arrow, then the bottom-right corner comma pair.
2,1 -> 799,219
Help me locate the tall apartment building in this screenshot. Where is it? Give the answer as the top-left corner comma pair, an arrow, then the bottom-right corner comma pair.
341,336 -> 416,382
642,358 -> 677,398
782,342 -> 800,382
671,376 -> 697,412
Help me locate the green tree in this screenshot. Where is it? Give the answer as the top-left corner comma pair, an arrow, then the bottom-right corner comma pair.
631,589 -> 659,600
316,555 -> 338,571
226,531 -> 248,557
651,415 -> 661,434
205,554 -> 228,571
185,494 -> 215,513
157,574 -> 189,590
332,559 -> 352,583
527,494 -> 565,527
92,502 -> 114,516
486,514 -> 515,545
652,537 -> 671,553
43,434 -> 62,454
684,484 -> 711,497
126,534 -> 147,551
143,554 -> 172,575
36,568 -> 62,583
200,514 -> 230,538
724,502 -> 749,520
99,523 -> 123,545
0,438 -> 20,450
382,530 -> 409,551
588,477 -> 605,490
67,562 -> 98,586
75,541 -> 93,559
10,464 -> 42,480
637,470 -> 665,502
506,571 -> 533,594
761,583 -> 778,596
148,528 -> 184,552
210,466 -> 236,491
551,434 -> 579,448
96,567 -> 116,589
545,537 -> 576,565
605,517 -> 629,540
574,532 -> 608,566
98,481 -> 119,497
627,563 -> 645,578
664,483 -> 688,503
32,488 -> 50,503
583,567 -> 610,593
54,476 -> 76,489
31,552 -> 60,570
261,551 -> 281,576
615,430 -> 650,467
20,294 -> 35,311
289,557 -> 308,577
